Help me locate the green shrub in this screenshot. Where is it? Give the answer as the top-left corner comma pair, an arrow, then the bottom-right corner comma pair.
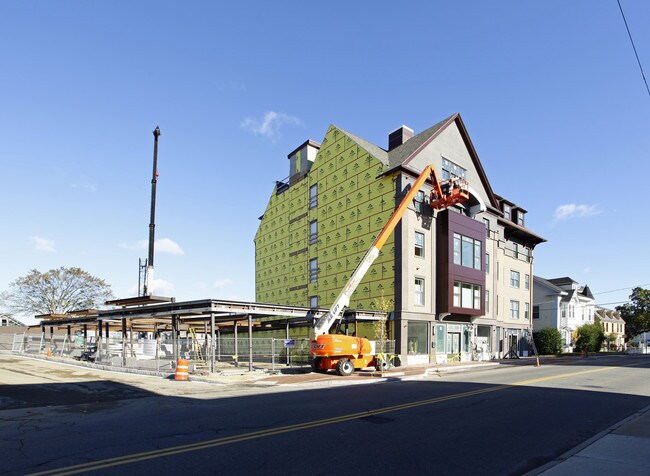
533,328 -> 563,354
575,323 -> 606,353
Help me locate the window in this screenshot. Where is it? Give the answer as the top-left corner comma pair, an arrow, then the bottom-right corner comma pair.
441,157 -> 467,180
513,243 -> 519,260
309,258 -> 318,282
485,254 -> 490,274
483,218 -> 490,237
453,233 -> 482,270
485,290 -> 490,314
309,220 -> 318,245
309,184 -> 318,209
309,295 -> 318,308
408,321 -> 428,355
525,274 -> 530,290
510,270 -> 520,288
415,232 -> 424,257
533,305 -> 540,319
525,302 -> 530,320
517,211 -> 525,227
510,300 -> 520,319
561,303 -> 567,318
414,278 -> 425,305
453,281 -> 482,310
414,190 -> 425,213
503,204 -> 511,221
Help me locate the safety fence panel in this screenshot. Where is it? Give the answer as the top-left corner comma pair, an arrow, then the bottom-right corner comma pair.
213,337 -> 311,367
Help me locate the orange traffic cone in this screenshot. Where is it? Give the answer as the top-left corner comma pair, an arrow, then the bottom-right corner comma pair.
47,347 -> 52,357
175,358 -> 189,381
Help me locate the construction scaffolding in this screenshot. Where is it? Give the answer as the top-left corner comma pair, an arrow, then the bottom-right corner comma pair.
22,296 -> 388,375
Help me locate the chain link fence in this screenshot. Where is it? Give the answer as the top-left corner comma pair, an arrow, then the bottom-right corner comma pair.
7,333 -> 396,374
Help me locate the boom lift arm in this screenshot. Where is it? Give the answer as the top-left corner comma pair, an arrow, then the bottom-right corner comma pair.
312,164 -> 469,336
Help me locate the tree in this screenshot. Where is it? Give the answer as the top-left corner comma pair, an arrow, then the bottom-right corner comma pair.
574,322 -> 605,353
4,267 -> 113,317
372,293 -> 394,356
604,332 -> 616,351
617,287 -> 650,339
533,328 -> 562,355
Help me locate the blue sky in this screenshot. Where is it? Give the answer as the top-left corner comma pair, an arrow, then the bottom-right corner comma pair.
1,1 -> 649,323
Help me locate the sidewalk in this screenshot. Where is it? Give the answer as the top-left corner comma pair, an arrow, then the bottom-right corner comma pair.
531,404 -> 650,475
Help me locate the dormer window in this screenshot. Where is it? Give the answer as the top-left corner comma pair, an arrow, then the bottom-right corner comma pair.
517,210 -> 525,227
503,204 -> 511,221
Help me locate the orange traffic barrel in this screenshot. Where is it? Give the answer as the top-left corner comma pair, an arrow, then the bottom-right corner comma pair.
175,358 -> 189,381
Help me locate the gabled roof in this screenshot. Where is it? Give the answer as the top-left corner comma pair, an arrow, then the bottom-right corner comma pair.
581,285 -> 595,300
548,277 -> 578,287
562,289 -> 577,302
338,113 -> 502,213
387,114 -> 456,169
335,126 -> 389,167
534,276 -> 568,295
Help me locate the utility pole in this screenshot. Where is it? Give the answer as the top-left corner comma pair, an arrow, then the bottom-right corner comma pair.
143,126 -> 160,296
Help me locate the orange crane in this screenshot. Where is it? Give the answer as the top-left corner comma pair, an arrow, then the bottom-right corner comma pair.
310,164 -> 470,375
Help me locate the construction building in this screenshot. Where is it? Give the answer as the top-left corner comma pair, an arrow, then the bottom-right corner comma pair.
255,113 -> 545,364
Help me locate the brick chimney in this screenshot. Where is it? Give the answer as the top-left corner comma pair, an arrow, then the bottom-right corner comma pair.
388,125 -> 414,151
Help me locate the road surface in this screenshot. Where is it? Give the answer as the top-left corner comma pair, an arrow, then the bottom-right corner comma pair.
1,354 -> 648,475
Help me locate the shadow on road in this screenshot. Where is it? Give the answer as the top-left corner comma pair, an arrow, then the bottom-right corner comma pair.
1,355 -> 649,476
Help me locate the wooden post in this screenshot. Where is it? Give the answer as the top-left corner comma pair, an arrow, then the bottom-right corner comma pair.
105,321 -> 110,360
210,313 -> 216,373
171,315 -> 178,364
96,320 -> 102,360
217,328 -> 221,362
234,321 -> 238,367
121,318 -> 127,366
248,314 -> 253,372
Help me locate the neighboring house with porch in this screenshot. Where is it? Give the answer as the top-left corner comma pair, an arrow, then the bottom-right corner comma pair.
1,313 -> 25,327
594,307 -> 625,350
255,113 -> 546,365
532,276 -> 596,352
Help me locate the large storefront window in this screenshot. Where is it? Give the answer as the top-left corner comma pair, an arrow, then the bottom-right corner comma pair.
407,321 -> 428,356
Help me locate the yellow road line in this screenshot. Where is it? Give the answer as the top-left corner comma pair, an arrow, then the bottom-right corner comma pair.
29,363 -> 632,476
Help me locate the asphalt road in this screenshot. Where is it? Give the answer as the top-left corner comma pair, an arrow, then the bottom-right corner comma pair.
1,354 -> 649,475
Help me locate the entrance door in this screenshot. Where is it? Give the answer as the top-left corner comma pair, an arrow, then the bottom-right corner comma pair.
447,332 -> 461,359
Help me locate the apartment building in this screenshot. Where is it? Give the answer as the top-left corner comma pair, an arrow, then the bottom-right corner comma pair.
594,307 -> 625,350
255,113 -> 545,364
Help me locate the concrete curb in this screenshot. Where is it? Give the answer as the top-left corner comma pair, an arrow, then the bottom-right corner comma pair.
525,404 -> 650,475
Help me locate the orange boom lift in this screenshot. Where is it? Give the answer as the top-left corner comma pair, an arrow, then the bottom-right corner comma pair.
310,164 -> 470,375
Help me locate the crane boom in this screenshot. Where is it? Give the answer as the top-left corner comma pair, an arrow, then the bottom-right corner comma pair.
313,164 -> 469,336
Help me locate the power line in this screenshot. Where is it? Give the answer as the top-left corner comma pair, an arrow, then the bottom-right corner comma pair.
617,0 -> 650,98
593,283 -> 650,295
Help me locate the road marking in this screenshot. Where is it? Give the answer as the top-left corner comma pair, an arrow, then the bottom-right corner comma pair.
28,363 -> 636,475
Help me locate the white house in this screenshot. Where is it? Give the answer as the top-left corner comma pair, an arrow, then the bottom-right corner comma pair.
533,276 -> 596,352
